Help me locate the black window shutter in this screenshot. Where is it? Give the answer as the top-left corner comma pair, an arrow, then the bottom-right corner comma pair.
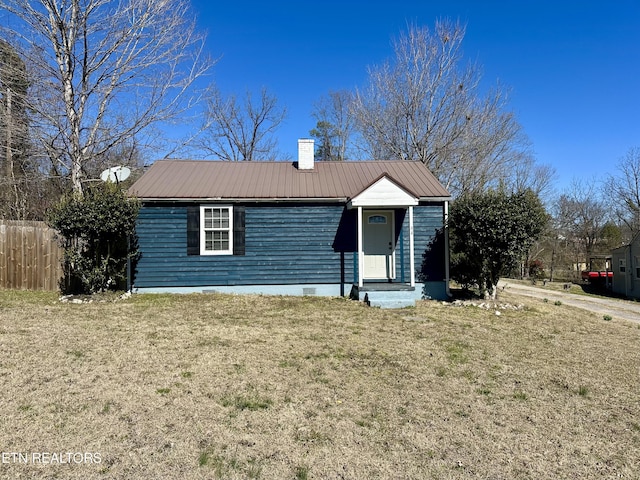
186,205 -> 200,255
233,206 -> 246,256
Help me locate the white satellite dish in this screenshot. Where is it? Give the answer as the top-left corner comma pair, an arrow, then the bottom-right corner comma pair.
100,166 -> 131,183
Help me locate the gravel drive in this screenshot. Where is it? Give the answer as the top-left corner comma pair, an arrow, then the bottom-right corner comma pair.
497,281 -> 640,324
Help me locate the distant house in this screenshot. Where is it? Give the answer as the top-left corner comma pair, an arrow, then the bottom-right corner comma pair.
611,235 -> 640,299
128,140 -> 452,307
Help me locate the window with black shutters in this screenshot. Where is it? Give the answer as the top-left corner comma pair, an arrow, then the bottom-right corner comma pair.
187,205 -> 245,256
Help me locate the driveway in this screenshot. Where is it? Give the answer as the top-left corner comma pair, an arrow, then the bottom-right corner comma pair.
497,281 -> 640,324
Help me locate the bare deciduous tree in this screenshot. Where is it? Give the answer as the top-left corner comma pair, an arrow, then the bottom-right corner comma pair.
199,86 -> 286,161
0,39 -> 50,219
554,179 -> 610,276
2,0 -> 215,194
607,147 -> 640,237
0,41 -> 29,175
351,20 -> 534,196
310,90 -> 354,161
509,156 -> 556,199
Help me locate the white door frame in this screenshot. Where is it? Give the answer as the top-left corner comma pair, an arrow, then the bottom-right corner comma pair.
362,210 -> 396,280
357,206 -> 415,288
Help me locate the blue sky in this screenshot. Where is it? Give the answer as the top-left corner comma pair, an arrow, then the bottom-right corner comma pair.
191,0 -> 640,194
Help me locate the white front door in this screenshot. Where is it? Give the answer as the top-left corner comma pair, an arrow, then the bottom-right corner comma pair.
363,210 -> 395,280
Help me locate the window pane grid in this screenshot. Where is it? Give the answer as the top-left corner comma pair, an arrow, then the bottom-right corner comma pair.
201,206 -> 232,254
205,231 -> 229,251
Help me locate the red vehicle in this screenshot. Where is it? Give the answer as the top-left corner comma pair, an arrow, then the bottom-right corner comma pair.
581,255 -> 613,287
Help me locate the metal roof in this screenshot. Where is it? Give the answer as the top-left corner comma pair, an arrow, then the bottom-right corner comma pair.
129,160 -> 451,201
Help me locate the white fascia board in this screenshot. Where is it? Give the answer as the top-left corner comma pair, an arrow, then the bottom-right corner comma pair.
348,176 -> 418,208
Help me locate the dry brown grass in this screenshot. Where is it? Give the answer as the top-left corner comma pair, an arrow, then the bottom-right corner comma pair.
0,289 -> 639,479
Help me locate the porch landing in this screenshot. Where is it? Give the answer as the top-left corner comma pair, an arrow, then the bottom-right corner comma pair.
351,283 -> 417,309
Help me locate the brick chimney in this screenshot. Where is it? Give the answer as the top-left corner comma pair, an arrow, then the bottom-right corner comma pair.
298,139 -> 315,170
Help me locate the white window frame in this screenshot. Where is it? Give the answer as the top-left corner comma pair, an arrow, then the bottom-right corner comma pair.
200,205 -> 233,255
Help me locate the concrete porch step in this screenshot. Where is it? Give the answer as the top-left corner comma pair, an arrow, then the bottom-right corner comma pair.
351,284 -> 416,308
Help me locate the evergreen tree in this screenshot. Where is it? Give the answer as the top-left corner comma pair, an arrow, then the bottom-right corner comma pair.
450,189 -> 548,298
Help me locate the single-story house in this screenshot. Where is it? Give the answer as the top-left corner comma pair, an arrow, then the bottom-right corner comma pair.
128,139 -> 452,307
611,234 -> 640,299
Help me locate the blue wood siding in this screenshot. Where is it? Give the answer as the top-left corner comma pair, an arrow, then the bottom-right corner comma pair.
397,203 -> 446,282
134,204 -> 356,288
134,202 -> 446,289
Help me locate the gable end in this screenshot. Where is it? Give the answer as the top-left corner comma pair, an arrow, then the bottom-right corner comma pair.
348,175 -> 419,208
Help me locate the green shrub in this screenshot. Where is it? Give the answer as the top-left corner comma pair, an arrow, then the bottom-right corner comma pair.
47,182 -> 139,294
448,188 -> 548,298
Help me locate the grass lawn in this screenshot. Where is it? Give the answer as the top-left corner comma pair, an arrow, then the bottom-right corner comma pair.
0,289 -> 638,479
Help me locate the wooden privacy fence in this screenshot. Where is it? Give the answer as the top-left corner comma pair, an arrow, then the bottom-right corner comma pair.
0,220 -> 64,291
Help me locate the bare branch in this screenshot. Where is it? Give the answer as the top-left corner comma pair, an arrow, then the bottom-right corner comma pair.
351,20 -> 540,196
310,90 -> 355,161
2,0 -> 216,193
606,147 -> 640,236
198,86 -> 286,161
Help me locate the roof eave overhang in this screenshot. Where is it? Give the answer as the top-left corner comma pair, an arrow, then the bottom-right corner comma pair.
419,196 -> 452,202
346,196 -> 451,209
136,197 -> 349,203
347,199 -> 418,209
134,196 -> 451,205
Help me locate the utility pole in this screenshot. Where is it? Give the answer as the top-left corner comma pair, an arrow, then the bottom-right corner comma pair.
5,86 -> 21,218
